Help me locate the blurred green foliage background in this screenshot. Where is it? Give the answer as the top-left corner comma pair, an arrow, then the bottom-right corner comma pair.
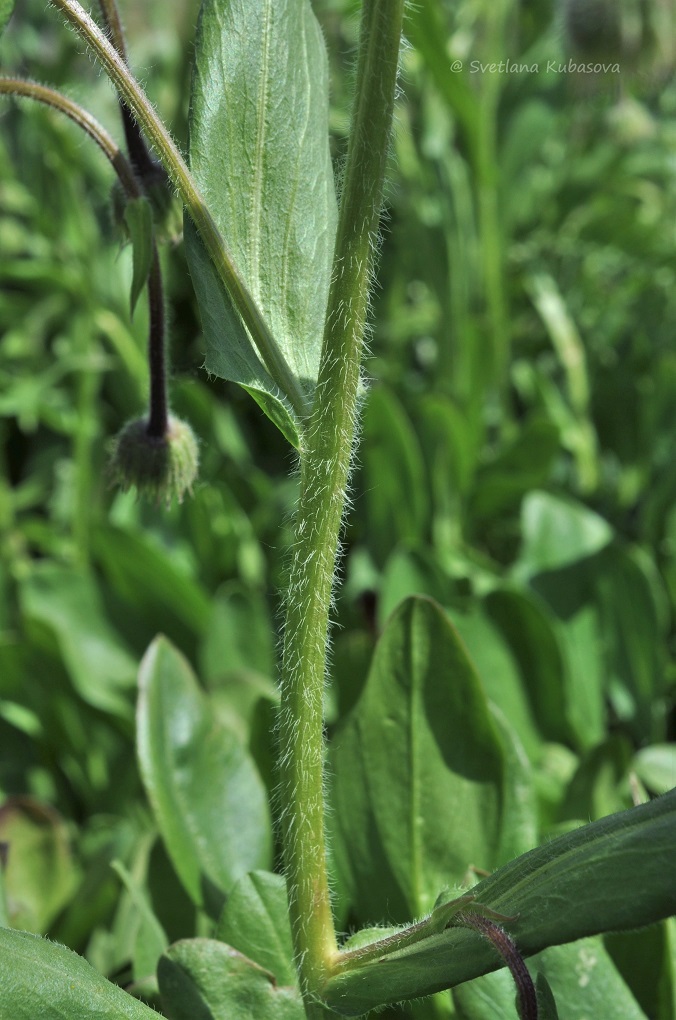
1,0 -> 675,1016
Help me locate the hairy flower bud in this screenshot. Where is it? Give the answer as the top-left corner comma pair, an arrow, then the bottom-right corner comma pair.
108,414 -> 199,506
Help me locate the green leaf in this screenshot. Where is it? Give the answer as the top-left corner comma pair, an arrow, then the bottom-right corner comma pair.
157,938 -> 304,1020
123,197 -> 154,315
361,387 -> 428,567
447,605 -> 542,762
468,418 -> 560,521
530,938 -> 647,1019
484,588 -> 574,746
453,936 -> 648,1020
0,928 -> 161,1019
184,222 -> 300,448
0,799 -> 76,933
110,859 -> 168,984
93,524 -> 212,644
20,563 -> 136,717
535,973 -> 560,1020
595,546 -> 666,740
215,871 -> 297,989
0,0 -> 15,35
186,0 -> 337,444
330,596 -> 515,925
633,744 -> 676,795
321,789 -> 676,1016
605,922 -> 676,1020
518,491 -> 613,575
137,637 -> 272,914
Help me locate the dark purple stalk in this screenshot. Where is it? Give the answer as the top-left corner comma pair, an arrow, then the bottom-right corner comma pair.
457,911 -> 538,1020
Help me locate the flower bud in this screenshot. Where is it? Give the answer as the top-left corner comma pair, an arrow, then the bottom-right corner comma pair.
108,414 -> 199,506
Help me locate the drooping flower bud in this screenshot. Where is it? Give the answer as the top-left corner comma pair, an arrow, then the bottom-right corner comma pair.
108,414 -> 199,506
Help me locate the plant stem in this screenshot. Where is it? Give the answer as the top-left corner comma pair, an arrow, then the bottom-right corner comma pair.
48,0 -> 308,418
96,0 -> 166,189
457,912 -> 538,1020
0,78 -> 169,451
278,0 -> 404,1008
145,250 -> 168,438
0,77 -> 139,199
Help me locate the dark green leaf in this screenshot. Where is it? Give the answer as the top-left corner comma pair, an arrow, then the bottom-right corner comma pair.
468,418 -> 560,521
535,972 -> 560,1020
158,938 -> 303,1020
321,790 -> 676,1016
361,388 -> 428,567
0,928 -> 161,1019
485,588 -> 573,745
215,871 -> 297,988
93,524 -> 212,643
447,605 -> 542,762
186,0 -> 336,444
330,596 -> 517,925
123,197 -> 154,315
137,637 -> 272,914
605,922 -> 676,1020
595,546 -> 666,740
20,564 -> 136,717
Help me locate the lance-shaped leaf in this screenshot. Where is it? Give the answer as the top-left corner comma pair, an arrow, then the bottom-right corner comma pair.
124,197 -> 154,316
330,596 -> 532,925
321,788 -> 676,1016
137,636 -> 272,915
186,0 -> 337,446
0,928 -> 161,1019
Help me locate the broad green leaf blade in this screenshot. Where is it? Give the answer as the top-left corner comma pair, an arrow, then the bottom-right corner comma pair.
137,637 -> 272,914
330,596 -> 523,925
0,928 -> 161,1020
123,197 -> 154,315
484,588 -> 574,746
0,0 -> 14,35
93,524 -> 212,640
187,0 -> 337,442
605,922 -> 676,1020
321,789 -> 676,1016
633,744 -> 676,794
19,563 -> 136,717
518,491 -> 613,575
157,938 -> 304,1020
530,939 -> 647,1020
215,871 -> 297,988
452,938 -> 647,1020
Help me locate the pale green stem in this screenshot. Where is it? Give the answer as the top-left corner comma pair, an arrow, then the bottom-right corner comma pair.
48,0 -> 309,418
278,0 -> 404,1010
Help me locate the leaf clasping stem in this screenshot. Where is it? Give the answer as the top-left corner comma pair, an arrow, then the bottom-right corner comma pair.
48,0 -> 309,420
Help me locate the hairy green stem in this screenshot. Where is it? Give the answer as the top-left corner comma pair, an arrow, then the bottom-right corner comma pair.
0,77 -> 139,198
278,0 -> 404,1007
48,0 -> 308,418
